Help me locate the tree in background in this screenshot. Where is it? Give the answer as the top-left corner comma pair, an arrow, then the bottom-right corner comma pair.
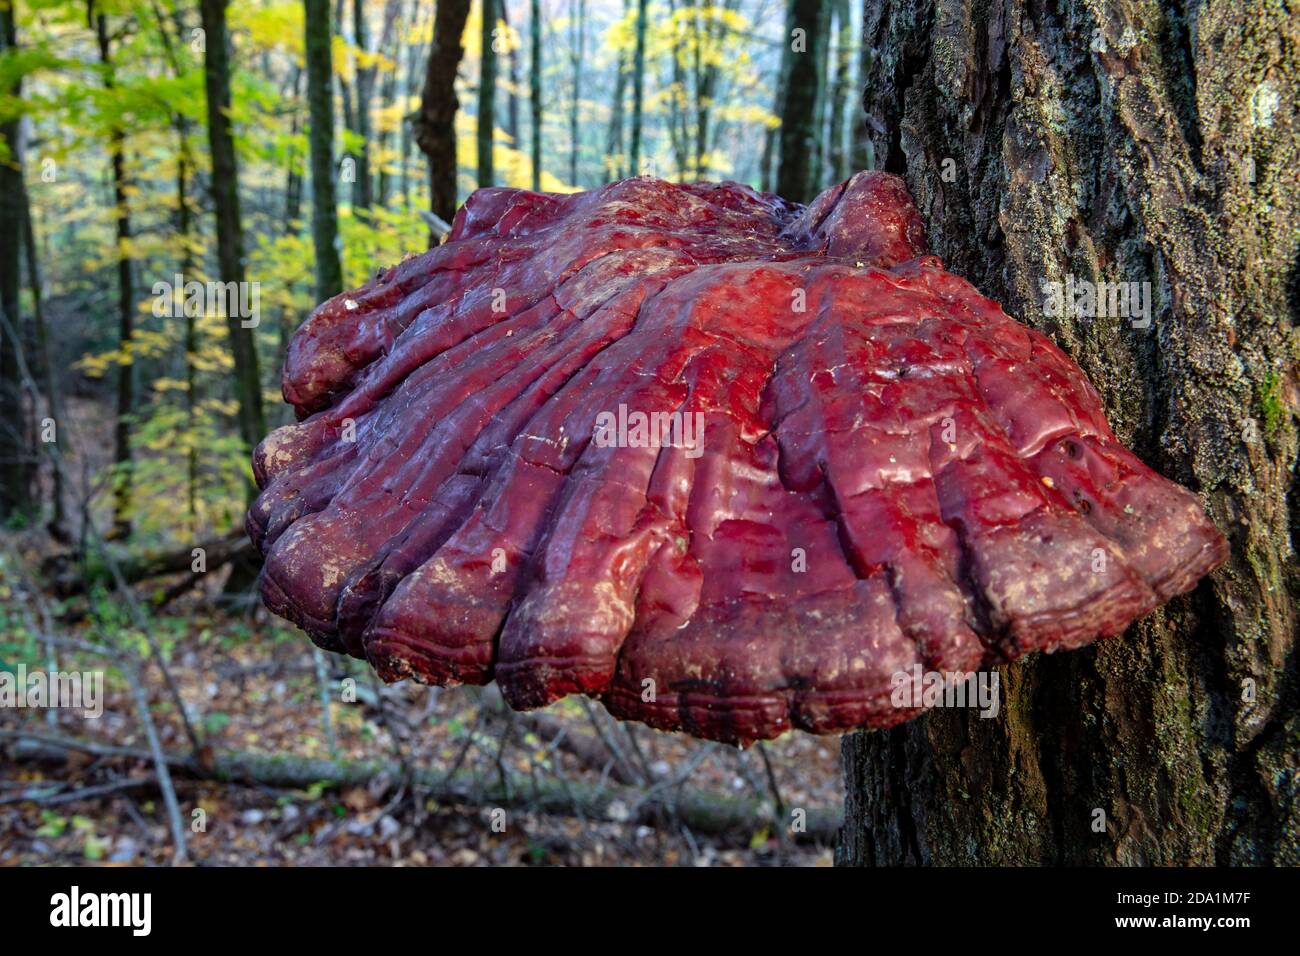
478,0 -> 496,187
94,6 -> 135,538
567,0 -> 584,186
348,0 -> 378,212
628,0 -> 646,174
416,0 -> 471,228
776,0 -> 829,203
603,0 -> 629,180
305,0 -> 343,298
529,0 -> 541,189
501,0 -> 520,147
200,0 -> 264,459
0,0 -> 33,524
825,0 -> 851,184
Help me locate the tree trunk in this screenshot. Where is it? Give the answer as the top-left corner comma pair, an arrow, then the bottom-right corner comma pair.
666,0 -> 688,178
415,0 -> 472,230
502,0 -> 521,146
478,0 -> 497,187
20,178 -> 64,539
152,4 -> 199,536
838,0 -> 1299,866
849,37 -> 872,172
285,66 -> 304,226
604,0 -> 628,181
529,0 -> 542,190
0,0 -> 32,524
825,0 -> 851,183
628,0 -> 647,175
775,0 -> 829,203
177,145 -> 199,534
350,0 -> 376,211
567,0 -> 585,187
305,0 -> 344,296
200,0 -> 266,459
761,16 -> 795,195
95,12 -> 135,539
399,0 -> 428,207
374,0 -> 403,207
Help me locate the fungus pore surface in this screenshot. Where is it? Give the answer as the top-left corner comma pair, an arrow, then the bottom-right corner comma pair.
248,172 -> 1228,745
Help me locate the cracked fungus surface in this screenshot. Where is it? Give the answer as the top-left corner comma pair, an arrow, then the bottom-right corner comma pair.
247,171 -> 1228,745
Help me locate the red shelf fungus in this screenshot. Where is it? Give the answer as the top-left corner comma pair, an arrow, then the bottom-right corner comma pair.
248,172 -> 1227,745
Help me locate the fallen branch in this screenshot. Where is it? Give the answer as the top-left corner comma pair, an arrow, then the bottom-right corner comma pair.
41,531 -> 255,597
480,686 -> 640,786
3,731 -> 841,846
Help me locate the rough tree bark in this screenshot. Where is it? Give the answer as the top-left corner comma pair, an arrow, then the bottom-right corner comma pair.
415,0 -> 472,230
838,0 -> 1299,866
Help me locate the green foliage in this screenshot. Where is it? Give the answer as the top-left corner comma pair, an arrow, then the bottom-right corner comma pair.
6,0 -> 830,553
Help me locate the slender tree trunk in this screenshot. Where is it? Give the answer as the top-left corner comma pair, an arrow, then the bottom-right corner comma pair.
807,0 -> 832,185
200,0 -> 266,458
150,0 -> 198,534
666,0 -> 688,178
414,0 -> 472,230
20,180 -> 64,539
399,0 -> 428,207
502,0 -> 521,147
95,11 -> 135,539
305,0 -> 345,296
376,69 -> 397,207
761,13 -> 795,194
177,144 -> 199,534
692,0 -> 736,182
0,0 -> 32,523
605,1 -> 629,182
826,0 -> 851,183
849,38 -> 873,172
529,0 -> 542,189
689,6 -> 702,178
776,0 -> 828,202
351,0 -> 375,211
285,66 -> 304,226
567,0 -> 585,187
374,1 -> 403,207
628,0 -> 647,175
336,0 -> 358,201
478,0 -> 497,187
838,0 -> 1300,866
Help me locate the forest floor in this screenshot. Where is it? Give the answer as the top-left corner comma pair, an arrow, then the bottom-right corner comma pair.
0,533 -> 843,867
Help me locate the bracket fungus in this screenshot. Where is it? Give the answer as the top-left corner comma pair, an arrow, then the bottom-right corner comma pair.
247,172 -> 1228,745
